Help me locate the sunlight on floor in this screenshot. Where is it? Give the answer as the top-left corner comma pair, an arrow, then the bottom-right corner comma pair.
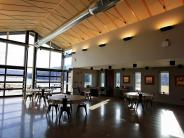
89,99 -> 110,110
161,110 -> 184,138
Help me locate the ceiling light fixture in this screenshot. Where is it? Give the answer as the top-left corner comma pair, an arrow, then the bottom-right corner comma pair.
160,25 -> 174,32
82,48 -> 88,51
123,36 -> 133,41
98,43 -> 106,47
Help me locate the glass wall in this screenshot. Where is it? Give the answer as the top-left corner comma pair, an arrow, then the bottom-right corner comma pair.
36,42 -> 63,93
0,30 -> 64,96
0,31 -> 26,96
0,42 -> 6,65
7,44 -> 25,66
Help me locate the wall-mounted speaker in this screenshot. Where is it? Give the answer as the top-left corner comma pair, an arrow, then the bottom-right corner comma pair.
170,60 -> 175,66
133,64 -> 137,68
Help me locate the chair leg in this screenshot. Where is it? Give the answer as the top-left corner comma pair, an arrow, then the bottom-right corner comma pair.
84,105 -> 87,115
55,105 -> 58,115
47,105 -> 51,113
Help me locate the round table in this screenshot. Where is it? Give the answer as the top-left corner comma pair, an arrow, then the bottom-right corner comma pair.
124,92 -> 153,99
48,94 -> 86,104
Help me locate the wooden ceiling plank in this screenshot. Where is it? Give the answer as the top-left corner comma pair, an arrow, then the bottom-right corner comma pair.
158,0 -> 167,11
113,7 -> 127,24
103,12 -> 119,29
124,0 -> 140,21
141,0 -> 152,16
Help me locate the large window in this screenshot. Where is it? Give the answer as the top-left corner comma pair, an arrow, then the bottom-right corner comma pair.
135,72 -> 141,91
37,49 -> 50,68
0,42 -> 6,65
160,72 -> 169,95
36,69 -> 62,93
115,72 -> 121,88
8,32 -> 25,43
64,49 -> 72,70
84,73 -> 92,88
50,51 -> 61,69
64,56 -> 72,70
100,72 -> 105,87
7,44 -> 25,66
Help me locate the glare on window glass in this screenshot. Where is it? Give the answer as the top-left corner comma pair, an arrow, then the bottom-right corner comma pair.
7,44 -> 25,66
0,34 -> 7,39
28,46 -> 34,67
0,42 -> 6,65
135,72 -> 141,91
37,49 -> 50,68
100,73 -> 105,87
50,51 -> 61,69
64,57 -> 72,70
116,72 -> 120,87
9,33 -> 25,43
29,33 -> 35,45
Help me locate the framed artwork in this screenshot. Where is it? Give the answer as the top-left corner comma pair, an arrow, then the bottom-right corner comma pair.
175,76 -> 184,86
144,76 -> 154,85
123,76 -> 130,83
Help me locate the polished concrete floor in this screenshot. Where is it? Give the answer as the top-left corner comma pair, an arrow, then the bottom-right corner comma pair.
0,97 -> 184,138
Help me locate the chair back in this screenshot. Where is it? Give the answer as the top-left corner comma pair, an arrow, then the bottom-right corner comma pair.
138,93 -> 143,102
62,97 -> 68,108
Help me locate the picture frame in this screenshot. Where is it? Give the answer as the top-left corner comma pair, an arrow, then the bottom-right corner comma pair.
123,75 -> 130,83
175,76 -> 184,86
144,76 -> 154,85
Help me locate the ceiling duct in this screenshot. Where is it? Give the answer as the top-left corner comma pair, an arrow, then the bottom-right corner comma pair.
35,0 -> 120,48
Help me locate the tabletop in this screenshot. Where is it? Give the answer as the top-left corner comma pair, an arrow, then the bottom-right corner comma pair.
124,92 -> 153,97
48,94 -> 85,103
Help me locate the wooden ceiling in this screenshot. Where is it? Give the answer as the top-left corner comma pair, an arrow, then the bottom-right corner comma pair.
0,0 -> 183,49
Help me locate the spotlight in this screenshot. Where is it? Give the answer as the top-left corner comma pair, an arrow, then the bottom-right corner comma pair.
170,60 -> 175,66
90,67 -> 93,70
108,66 -> 112,70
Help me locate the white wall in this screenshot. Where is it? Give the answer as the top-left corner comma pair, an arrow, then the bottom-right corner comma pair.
72,7 -> 184,68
